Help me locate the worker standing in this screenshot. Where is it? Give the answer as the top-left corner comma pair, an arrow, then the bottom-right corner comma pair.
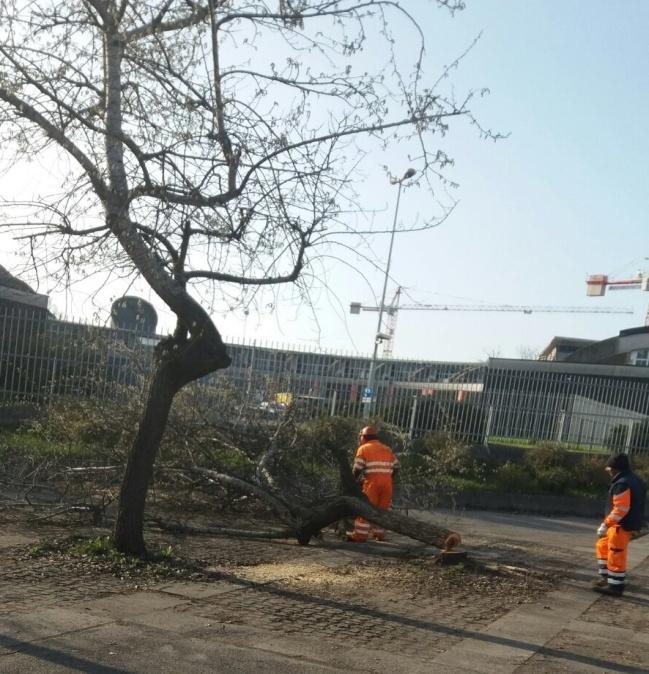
347,426 -> 400,542
594,453 -> 647,597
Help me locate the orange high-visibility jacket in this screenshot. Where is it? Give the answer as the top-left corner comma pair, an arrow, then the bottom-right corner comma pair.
353,439 -> 400,481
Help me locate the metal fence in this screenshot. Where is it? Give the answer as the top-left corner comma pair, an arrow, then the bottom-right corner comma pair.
483,359 -> 649,455
2,306 -> 649,454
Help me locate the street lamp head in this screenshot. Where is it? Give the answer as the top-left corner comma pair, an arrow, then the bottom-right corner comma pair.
389,168 -> 417,185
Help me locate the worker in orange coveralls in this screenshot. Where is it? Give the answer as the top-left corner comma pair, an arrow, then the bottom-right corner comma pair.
594,453 -> 647,597
347,426 -> 400,542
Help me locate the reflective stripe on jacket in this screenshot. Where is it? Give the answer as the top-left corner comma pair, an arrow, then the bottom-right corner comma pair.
605,469 -> 647,531
353,440 -> 399,478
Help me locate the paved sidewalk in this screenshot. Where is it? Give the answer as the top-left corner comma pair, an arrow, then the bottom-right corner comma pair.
431,542 -> 649,673
0,511 -> 647,673
408,510 -> 649,673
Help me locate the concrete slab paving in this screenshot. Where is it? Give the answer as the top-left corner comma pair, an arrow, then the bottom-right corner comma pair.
420,511 -> 649,674
518,632 -> 649,674
432,639 -> 538,674
483,612 -> 565,645
515,656 -> 628,674
153,579 -> 246,599
0,621 -> 349,674
80,591 -> 190,620
0,606 -> 111,653
567,619 -> 641,642
125,605 -> 224,635
139,619 -> 463,674
0,510 -> 648,673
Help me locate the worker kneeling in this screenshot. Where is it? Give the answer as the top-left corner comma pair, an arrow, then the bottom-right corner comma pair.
347,426 -> 400,542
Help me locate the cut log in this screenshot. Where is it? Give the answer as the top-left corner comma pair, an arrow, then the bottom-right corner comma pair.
147,516 -> 293,540
294,495 -> 461,550
306,441 -> 462,550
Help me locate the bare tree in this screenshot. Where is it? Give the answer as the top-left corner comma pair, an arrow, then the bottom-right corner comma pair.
0,0 -> 493,554
517,345 -> 539,360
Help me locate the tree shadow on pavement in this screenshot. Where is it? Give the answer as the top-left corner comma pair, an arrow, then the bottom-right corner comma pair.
214,569 -> 649,674
0,633 -> 131,674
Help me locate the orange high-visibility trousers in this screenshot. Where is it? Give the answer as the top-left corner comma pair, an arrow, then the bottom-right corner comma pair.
350,475 -> 393,542
596,525 -> 633,588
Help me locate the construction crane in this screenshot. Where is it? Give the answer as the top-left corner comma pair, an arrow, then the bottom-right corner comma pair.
351,287 -> 634,358
587,272 -> 649,325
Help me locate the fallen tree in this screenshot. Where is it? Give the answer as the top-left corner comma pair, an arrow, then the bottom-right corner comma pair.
191,440 -> 461,550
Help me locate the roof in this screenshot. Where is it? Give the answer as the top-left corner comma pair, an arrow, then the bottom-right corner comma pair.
0,265 -> 37,294
538,336 -> 597,359
0,265 -> 49,311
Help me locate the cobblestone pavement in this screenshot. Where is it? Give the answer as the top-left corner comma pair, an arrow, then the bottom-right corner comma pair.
189,583 -> 455,662
0,535 -> 547,663
0,511 -> 553,670
0,546 -> 128,618
0,509 -> 647,673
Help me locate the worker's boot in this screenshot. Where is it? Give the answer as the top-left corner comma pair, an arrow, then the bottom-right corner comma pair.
593,583 -> 624,597
592,576 -> 608,589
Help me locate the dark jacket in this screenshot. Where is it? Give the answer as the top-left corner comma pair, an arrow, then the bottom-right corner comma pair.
607,469 -> 647,531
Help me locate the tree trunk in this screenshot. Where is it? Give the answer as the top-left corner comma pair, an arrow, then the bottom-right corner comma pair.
297,444 -> 460,549
294,496 -> 460,550
113,327 -> 230,556
113,363 -> 178,556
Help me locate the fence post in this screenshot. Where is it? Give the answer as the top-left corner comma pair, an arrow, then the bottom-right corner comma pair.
49,357 -> 57,407
408,396 -> 418,439
330,389 -> 337,417
625,420 -> 634,454
556,410 -> 565,443
484,404 -> 493,446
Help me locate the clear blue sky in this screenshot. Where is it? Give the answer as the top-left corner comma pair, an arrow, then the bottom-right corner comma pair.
319,0 -> 649,361
2,1 -> 648,362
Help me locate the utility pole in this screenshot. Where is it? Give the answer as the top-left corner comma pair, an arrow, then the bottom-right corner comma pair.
363,168 -> 416,416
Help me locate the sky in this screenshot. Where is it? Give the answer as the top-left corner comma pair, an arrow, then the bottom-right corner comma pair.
1,1 -> 649,363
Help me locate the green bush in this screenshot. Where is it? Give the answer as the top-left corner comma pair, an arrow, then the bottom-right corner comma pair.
631,454 -> 649,483
258,416 -> 403,498
11,387 -> 647,508
288,415 -> 360,484
31,395 -> 140,458
410,432 -> 479,477
491,461 -> 538,494
525,443 -> 573,472
535,466 -> 573,494
396,432 -> 486,506
571,455 -> 608,494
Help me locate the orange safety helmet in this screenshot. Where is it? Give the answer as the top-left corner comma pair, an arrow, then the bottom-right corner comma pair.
359,425 -> 378,441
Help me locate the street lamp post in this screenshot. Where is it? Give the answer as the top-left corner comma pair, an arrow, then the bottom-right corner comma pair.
363,168 -> 416,416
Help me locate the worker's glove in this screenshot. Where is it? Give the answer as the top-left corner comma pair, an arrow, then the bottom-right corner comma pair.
597,523 -> 608,538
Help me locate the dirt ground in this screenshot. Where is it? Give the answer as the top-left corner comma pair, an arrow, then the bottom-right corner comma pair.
0,505 -> 557,657
3,505 -> 649,674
